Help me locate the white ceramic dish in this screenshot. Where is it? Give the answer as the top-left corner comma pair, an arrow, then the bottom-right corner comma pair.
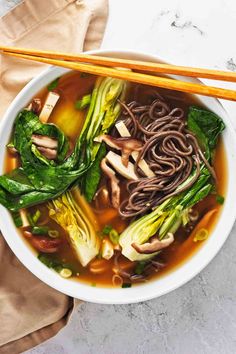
0,50 -> 236,304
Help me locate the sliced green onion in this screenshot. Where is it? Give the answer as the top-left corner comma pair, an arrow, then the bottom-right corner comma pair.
32,226 -> 49,235
109,229 -> 120,244
102,225 -> 113,235
48,230 -> 59,238
27,214 -> 35,227
12,211 -> 23,227
59,268 -> 72,278
122,283 -> 132,288
216,195 -> 225,205
193,228 -> 209,242
32,210 -> 41,224
75,94 -> 91,110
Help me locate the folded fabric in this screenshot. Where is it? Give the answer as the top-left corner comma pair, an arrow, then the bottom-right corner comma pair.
0,0 -> 108,352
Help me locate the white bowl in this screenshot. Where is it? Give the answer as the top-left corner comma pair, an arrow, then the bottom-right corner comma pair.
1,50 -> 236,304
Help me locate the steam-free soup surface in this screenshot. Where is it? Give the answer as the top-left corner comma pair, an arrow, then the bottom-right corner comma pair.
5,71 -> 227,287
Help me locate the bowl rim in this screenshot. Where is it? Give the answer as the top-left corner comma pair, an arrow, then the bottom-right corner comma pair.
0,49 -> 236,304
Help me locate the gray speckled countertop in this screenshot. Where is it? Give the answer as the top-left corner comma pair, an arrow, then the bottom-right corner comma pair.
1,1 -> 236,353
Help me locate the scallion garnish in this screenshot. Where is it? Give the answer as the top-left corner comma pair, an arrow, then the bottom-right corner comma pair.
102,225 -> 113,235
122,283 -> 132,288
32,226 -> 49,235
216,195 -> 224,205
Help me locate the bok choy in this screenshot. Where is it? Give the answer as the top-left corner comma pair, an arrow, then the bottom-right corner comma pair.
0,77 -> 126,211
119,167 -> 213,261
48,190 -> 100,267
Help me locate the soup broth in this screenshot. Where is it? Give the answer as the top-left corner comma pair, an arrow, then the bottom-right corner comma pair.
4,71 -> 227,288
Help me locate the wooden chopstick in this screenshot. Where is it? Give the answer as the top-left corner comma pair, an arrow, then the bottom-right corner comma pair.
1,45 -> 236,83
2,49 -> 236,102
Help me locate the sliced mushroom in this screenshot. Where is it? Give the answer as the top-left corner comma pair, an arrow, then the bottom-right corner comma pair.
132,233 -> 174,254
115,121 -> 155,177
105,151 -> 138,180
32,134 -> 58,160
101,157 -> 120,208
95,134 -> 143,167
37,146 -> 57,160
32,134 -> 58,149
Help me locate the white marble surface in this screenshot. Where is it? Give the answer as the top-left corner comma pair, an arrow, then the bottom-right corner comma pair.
1,0 -> 236,353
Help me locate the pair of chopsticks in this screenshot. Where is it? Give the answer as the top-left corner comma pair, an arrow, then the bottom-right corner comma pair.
1,45 -> 236,101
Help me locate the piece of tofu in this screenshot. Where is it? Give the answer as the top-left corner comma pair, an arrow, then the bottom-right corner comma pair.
115,121 -> 155,177
39,92 -> 60,123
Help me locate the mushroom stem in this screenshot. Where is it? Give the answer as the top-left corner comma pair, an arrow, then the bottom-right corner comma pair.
100,158 -> 121,209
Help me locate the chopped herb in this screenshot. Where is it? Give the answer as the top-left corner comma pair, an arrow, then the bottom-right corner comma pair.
75,94 -> 91,110
32,210 -> 41,224
216,195 -> 224,205
122,283 -> 132,288
48,230 -> 59,238
12,211 -> 23,227
91,282 -> 97,287
102,225 -> 113,235
47,77 -> 59,91
134,261 -> 147,275
109,229 -> 120,244
32,226 -> 49,235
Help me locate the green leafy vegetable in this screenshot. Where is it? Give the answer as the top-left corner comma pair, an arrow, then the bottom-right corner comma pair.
119,167 -> 213,261
48,190 -> 100,267
0,77 -> 126,211
109,229 -> 120,244
187,106 -> 225,158
75,94 -> 91,110
83,143 -> 107,202
216,195 -> 224,204
47,78 -> 59,91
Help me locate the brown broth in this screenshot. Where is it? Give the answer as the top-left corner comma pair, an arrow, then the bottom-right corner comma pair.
4,71 -> 227,288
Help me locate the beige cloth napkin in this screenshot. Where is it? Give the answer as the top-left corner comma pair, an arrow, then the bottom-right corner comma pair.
0,0 -> 108,353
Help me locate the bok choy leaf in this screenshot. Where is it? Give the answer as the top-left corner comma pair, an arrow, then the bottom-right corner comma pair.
119,167 -> 213,262
48,190 -> 100,267
0,77 -> 126,211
